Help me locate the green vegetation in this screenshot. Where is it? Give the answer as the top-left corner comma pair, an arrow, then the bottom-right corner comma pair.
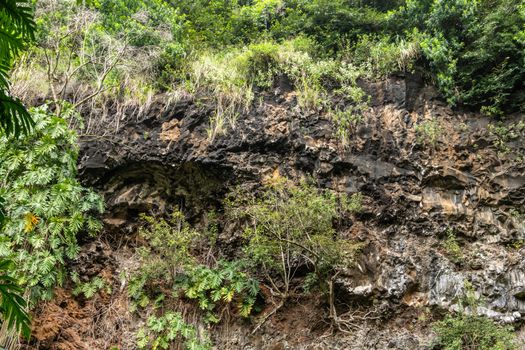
190,38 -> 370,139
415,118 -> 442,148
433,282 -> 517,350
11,0 -> 523,142
0,1 -> 35,340
410,0 -> 525,116
136,312 -> 211,350
128,210 -> 259,349
1,0 -> 523,346
128,179 -> 363,348
71,273 -> 111,299
487,121 -> 525,155
128,211 -> 201,310
0,0 -> 35,136
0,106 -> 104,302
226,177 -> 363,326
174,260 -> 259,323
0,260 -> 30,338
434,315 -> 517,350
350,34 -> 420,78
441,229 -> 463,264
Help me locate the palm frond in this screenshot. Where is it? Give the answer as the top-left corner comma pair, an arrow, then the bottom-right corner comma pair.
0,196 -> 5,229
0,62 -> 10,91
0,92 -> 34,136
0,0 -> 35,137
0,24 -> 25,64
0,260 -> 30,339
0,0 -> 36,40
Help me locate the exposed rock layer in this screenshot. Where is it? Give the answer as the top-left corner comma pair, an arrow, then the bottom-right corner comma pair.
30,75 -> 525,349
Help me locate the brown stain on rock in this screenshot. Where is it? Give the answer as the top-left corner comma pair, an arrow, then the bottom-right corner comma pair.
159,119 -> 180,141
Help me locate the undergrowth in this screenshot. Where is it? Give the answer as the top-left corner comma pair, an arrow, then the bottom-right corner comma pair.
128,210 -> 259,349
432,282 -> 517,350
127,176 -> 365,348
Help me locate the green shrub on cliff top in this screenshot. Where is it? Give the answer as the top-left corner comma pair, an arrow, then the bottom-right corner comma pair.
14,0 -> 525,121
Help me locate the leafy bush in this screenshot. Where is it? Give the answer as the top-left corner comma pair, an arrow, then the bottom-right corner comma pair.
92,0 -> 188,86
128,211 -> 201,309
0,106 -> 104,301
433,314 -> 517,350
129,210 -> 260,349
412,0 -> 525,115
487,121 -> 525,155
174,260 -> 259,323
227,177 -> 362,299
275,0 -> 390,51
136,312 -> 211,350
433,281 -> 517,350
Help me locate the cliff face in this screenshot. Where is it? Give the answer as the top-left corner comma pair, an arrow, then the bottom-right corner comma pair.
28,75 -> 525,349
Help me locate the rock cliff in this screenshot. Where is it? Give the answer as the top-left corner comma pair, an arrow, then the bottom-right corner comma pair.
27,75 -> 525,349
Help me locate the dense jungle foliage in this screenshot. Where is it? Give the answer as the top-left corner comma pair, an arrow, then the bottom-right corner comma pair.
11,0 -> 525,124
0,0 -> 524,348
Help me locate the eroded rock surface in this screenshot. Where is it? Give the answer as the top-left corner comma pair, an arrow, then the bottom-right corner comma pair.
32,75 -> 524,349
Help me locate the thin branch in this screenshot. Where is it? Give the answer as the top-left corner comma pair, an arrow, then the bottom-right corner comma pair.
72,45 -> 126,110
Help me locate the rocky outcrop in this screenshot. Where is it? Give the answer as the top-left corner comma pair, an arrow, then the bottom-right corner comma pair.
33,74 -> 524,349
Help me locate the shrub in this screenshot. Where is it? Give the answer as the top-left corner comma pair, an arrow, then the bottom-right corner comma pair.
128,210 -> 201,309
174,260 -> 259,323
136,312 -> 211,350
0,106 -> 104,301
417,0 -> 525,115
341,192 -> 364,214
227,177 -> 362,299
276,0 -> 390,51
433,281 -> 517,350
433,314 -> 517,350
441,229 -> 463,264
487,121 -> 525,155
129,210 -> 260,349
415,118 -> 442,148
